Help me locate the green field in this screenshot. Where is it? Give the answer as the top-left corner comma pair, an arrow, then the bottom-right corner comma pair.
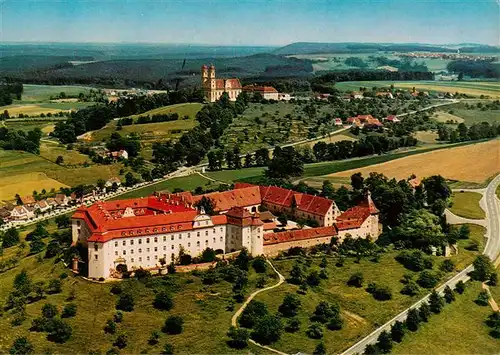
333,81 -> 500,98
4,121 -> 56,136
111,174 -> 215,200
393,281 -> 499,354
86,103 -> 203,143
437,102 -> 500,126
19,84 -> 93,102
450,192 -> 485,220
0,149 -> 124,201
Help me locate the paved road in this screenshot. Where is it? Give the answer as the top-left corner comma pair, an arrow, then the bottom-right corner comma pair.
396,99 -> 459,118
341,173 -> 500,355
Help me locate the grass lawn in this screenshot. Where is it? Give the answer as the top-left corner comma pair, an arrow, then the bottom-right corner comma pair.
436,102 -> 500,126
393,281 -> 499,354
112,174 -> 214,200
130,103 -> 204,119
254,245 -> 480,355
452,224 -> 486,270
0,230 -> 269,354
4,121 -> 56,136
39,142 -> 91,165
204,167 -> 266,183
450,192 -> 485,219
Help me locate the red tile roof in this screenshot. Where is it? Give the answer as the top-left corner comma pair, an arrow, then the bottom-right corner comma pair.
263,226 -> 337,245
259,185 -> 333,216
20,195 -> 36,205
335,195 -> 378,230
215,79 -> 242,90
181,186 -> 261,212
242,85 -> 278,93
225,206 -> 264,227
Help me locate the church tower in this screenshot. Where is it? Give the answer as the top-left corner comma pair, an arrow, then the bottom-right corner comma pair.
201,65 -> 209,88
208,64 -> 216,90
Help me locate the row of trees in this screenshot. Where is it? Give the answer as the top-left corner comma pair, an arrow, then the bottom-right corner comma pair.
437,122 -> 499,143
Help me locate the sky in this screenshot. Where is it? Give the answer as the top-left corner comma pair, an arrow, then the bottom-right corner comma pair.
0,0 -> 498,46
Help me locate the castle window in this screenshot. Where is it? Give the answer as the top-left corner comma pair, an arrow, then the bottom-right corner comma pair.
77,220 -> 81,226
139,248 -> 142,253
213,238 -> 215,243
130,240 -> 134,245
94,244 -> 98,251
139,257 -> 142,262
114,242 -> 118,247
197,232 -> 200,237
123,250 -> 126,255
131,258 -> 134,263
163,246 -> 166,251
163,236 -> 166,242
146,238 -> 150,243
154,237 -> 158,243
205,231 -> 208,236
188,242 -> 191,247
138,239 -> 142,244
220,237 -> 223,242
213,228 -> 216,233
154,255 -> 158,260
171,245 -> 174,250
154,247 -> 158,252
122,241 -> 126,246
197,241 -> 200,247
115,251 -> 118,256
131,249 -> 134,254
178,235 -> 181,240
205,240 -> 208,246
94,255 -> 98,260
188,233 -> 191,238
171,253 -> 175,261
220,227 -> 223,232
171,236 -> 174,241
147,248 -> 150,252
147,256 -> 150,261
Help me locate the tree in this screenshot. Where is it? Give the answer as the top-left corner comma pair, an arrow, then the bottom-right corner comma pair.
278,293 -> 301,317
422,175 -> 451,205
401,280 -> 420,296
113,311 -> 123,323
265,146 -> 304,179
418,302 -> 431,322
367,283 -> 392,301
62,303 -> 77,318
194,196 -> 216,215
472,255 -> 495,281
251,314 -> 283,345
489,272 -> 498,286
347,272 -> 364,287
440,259 -> 455,273
376,330 -> 393,354
55,215 -> 70,229
104,320 -> 117,334
9,337 -> 34,355
234,247 -> 251,271
13,270 -> 32,294
417,271 -> 439,289
48,318 -> 72,343
55,156 -> 64,165
443,285 -> 455,303
153,291 -> 174,311
244,153 -> 253,168
313,342 -> 327,355
252,256 -> 267,273
390,321 -> 405,342
124,172 -> 137,187
405,308 -> 421,331
239,300 -> 268,328
455,280 -> 466,294
476,290 -> 490,306
363,344 -> 380,355
226,326 -> 249,349
30,237 -> 46,254
42,303 -> 59,318
285,317 -> 300,332
289,262 -> 305,285
3,227 -> 20,248
312,301 -> 340,323
429,290 -> 444,313
116,292 -> 135,312
163,315 -> 184,334
113,333 -> 128,349
306,322 -> 324,339
200,247 -> 217,262
48,279 -> 62,294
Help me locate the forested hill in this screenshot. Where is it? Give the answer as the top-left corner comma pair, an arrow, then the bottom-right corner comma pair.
0,53 -> 314,88
273,42 -> 499,55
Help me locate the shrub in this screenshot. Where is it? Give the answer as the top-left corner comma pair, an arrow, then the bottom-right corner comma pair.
417,271 -> 439,289
405,308 -> 421,331
419,302 -> 431,322
476,290 -> 490,306
9,336 -> 34,355
439,259 -> 455,272
252,256 -> 267,273
251,314 -> 283,345
226,326 -> 249,349
113,333 -> 128,349
163,316 -> 184,334
104,320 -> 117,334
376,330 -> 393,354
489,272 -> 498,286
429,290 -> 444,313
396,250 -> 433,271
307,270 -> 321,286
306,322 -> 323,339
148,330 -> 160,345
47,318 -> 72,343
327,312 -> 344,331
201,248 -> 217,263
289,262 -> 305,285
154,291 -> 174,311
110,284 -> 122,295
47,279 -> 62,294
61,303 -> 77,318
134,268 -> 152,280
401,281 -> 420,296
239,300 -> 268,328
455,280 -> 466,294
443,285 -> 455,303
278,293 -> 301,317
313,342 -> 327,355
113,311 -> 123,323
347,272 -> 364,287
116,293 -> 134,312
285,317 -> 300,333
363,344 -> 379,355
367,283 -> 392,301
472,255 -> 495,281
41,304 -> 58,319
161,343 -> 174,355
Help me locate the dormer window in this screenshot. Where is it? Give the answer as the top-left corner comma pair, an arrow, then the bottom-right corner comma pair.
162,227 -> 167,232
129,231 -> 134,236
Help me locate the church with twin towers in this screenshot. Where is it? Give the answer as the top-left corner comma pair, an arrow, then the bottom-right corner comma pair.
201,65 -> 242,102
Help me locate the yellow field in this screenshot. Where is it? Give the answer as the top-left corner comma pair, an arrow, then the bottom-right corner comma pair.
0,172 -> 69,201
0,104 -> 66,116
330,140 -> 500,183
434,111 -> 465,123
298,133 -> 357,148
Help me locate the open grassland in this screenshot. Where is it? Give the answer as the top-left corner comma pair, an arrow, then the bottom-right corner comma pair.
330,140 -> 500,184
433,111 -> 465,123
20,84 -> 92,102
112,174 -> 214,200
437,102 -> 500,126
85,103 -> 202,143
414,130 -> 438,144
0,234 -> 268,354
0,172 -> 68,201
0,149 -> 123,201
393,281 -> 498,354
297,133 -> 357,148
333,81 -> 500,98
0,102 -> 93,117
452,224 -> 486,270
39,142 -> 90,165
450,192 -> 485,220
255,243 -> 481,355
4,121 -> 55,136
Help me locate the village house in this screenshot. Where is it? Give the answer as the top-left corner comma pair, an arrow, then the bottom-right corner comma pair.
55,194 -> 71,206
34,199 -> 50,213
10,205 -> 35,220
109,150 -> 128,160
347,115 -> 383,129
20,195 -> 36,206
334,118 -> 343,126
105,177 -> 122,188
72,185 -> 381,280
384,115 -> 400,123
201,65 -> 242,102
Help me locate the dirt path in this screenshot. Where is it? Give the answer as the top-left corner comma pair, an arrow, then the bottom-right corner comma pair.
231,260 -> 287,355
482,283 -> 499,312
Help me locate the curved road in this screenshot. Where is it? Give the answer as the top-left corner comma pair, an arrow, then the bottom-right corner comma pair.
341,173 -> 500,355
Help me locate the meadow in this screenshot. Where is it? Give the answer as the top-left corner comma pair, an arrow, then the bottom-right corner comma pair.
330,140 -> 500,184
19,84 -> 93,102
449,192 -> 485,220
437,102 -> 500,126
333,81 -> 500,98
